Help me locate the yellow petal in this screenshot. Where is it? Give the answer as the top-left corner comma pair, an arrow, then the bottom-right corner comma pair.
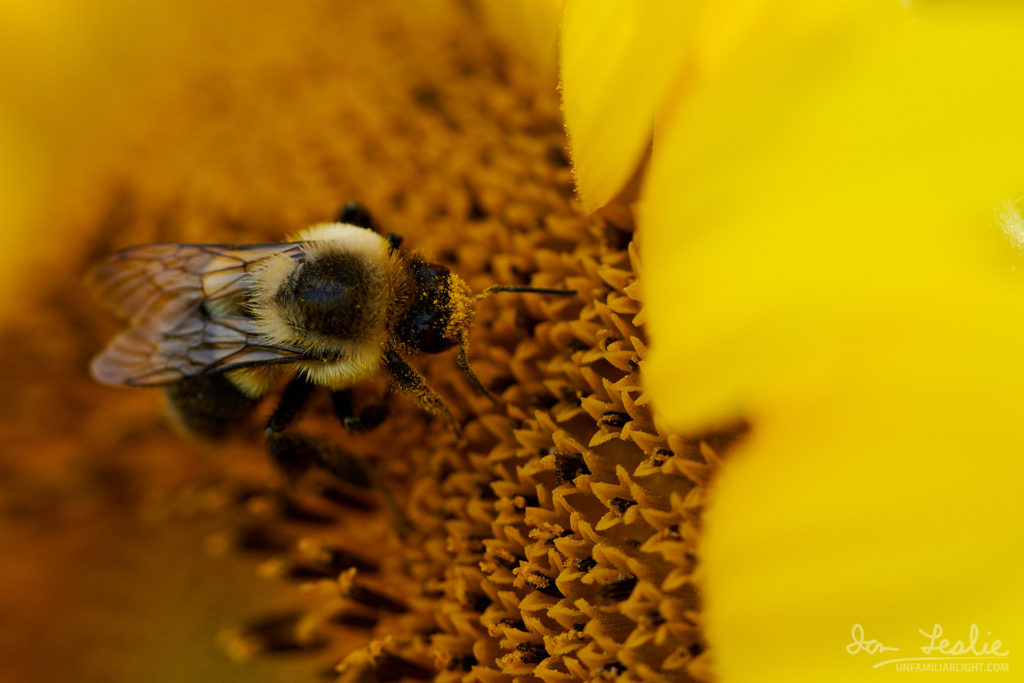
477,0 -> 564,81
560,0 -> 690,212
702,309 -> 1024,680
637,2 -> 1024,680
642,2 -> 1024,430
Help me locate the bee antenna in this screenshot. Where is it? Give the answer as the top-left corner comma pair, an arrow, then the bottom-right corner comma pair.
474,285 -> 576,301
460,286 -> 574,405
457,341 -> 499,406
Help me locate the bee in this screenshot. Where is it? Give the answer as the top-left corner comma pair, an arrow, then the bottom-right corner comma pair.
88,204 -> 573,482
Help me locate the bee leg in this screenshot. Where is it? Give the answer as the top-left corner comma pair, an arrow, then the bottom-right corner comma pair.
336,201 -> 377,231
264,377 -> 371,488
327,387 -> 408,536
264,376 -> 315,439
335,201 -> 403,252
263,377 -> 318,479
330,388 -> 390,433
457,340 -> 499,406
383,346 -> 462,440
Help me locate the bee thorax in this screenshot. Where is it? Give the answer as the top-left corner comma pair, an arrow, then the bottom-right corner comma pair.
274,253 -> 379,340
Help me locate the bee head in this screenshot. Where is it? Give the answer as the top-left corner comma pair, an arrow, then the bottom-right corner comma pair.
396,259 -> 474,355
396,255 -> 575,404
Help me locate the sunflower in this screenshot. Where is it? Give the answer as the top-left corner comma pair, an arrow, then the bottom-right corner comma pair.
562,1 -> 1024,681
5,1 -> 1020,682
0,1 -> 721,681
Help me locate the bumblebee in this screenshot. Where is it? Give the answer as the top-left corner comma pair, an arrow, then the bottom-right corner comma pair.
89,204 -> 573,480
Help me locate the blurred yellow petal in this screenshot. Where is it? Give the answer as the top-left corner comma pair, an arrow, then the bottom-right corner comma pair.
560,0 -> 690,211
0,113 -> 42,318
478,0 -> 564,80
702,303 -> 1024,680
643,2 -> 1024,429
634,1 -> 1024,680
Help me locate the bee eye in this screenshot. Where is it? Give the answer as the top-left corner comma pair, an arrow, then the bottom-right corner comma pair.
409,307 -> 454,353
399,261 -> 458,354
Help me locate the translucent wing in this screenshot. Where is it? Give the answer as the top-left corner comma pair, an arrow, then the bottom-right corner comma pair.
88,242 -> 308,386
89,242 -> 298,326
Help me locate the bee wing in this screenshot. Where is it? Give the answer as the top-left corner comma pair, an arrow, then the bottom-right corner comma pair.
89,242 -> 308,386
90,313 -> 306,386
88,242 -> 300,329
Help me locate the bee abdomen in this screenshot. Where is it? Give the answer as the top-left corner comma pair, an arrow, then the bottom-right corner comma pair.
164,374 -> 260,439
